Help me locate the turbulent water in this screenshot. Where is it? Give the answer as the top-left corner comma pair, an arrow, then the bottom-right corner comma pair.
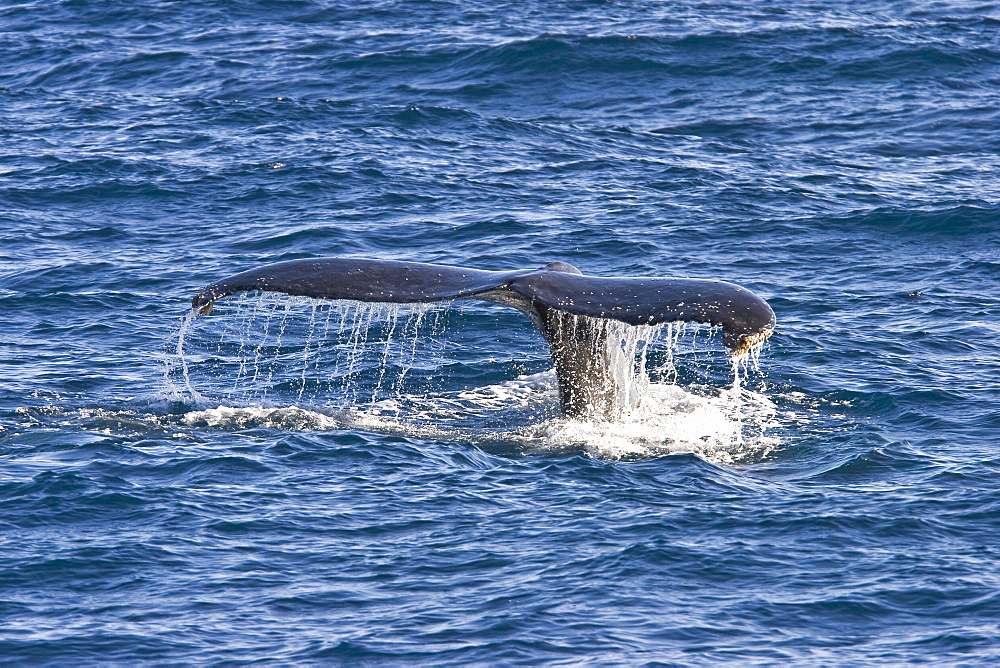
3,0 -> 1000,664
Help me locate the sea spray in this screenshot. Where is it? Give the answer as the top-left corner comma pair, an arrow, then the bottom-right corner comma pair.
169,293 -> 774,459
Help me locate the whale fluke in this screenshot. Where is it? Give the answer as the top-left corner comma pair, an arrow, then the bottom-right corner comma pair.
191,258 -> 775,418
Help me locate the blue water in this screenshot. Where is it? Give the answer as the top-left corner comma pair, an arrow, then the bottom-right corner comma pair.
3,0 -> 1000,663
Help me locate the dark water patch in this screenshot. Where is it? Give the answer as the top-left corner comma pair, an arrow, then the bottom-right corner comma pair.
898,631 -> 999,657
0,635 -> 198,665
205,517 -> 300,537
2,180 -> 193,208
3,155 -> 171,180
836,44 -> 1000,82
1,542 -> 187,590
805,445 -> 941,484
37,225 -> 133,243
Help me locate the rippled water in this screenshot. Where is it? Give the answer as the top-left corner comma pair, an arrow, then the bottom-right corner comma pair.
2,0 -> 999,664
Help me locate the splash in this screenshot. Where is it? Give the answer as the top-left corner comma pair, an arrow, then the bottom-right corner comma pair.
167,293 -> 777,461
505,382 -> 777,463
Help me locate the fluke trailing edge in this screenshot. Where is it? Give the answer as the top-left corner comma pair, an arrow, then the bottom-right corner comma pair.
191,258 -> 775,418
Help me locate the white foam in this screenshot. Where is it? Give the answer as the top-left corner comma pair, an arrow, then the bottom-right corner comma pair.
183,404 -> 344,431
481,377 -> 779,463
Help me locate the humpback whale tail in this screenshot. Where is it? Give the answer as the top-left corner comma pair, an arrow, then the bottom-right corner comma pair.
191,258 -> 775,418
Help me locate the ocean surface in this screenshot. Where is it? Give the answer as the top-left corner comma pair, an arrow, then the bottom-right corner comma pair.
2,0 -> 999,664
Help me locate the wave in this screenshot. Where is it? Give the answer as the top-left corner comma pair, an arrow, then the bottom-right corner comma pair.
8,8 -> 997,100
822,204 -> 1000,237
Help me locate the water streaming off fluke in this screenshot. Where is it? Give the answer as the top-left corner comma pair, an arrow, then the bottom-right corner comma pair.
166,292 -> 776,460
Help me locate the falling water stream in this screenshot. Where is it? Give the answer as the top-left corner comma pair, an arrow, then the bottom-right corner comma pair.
167,292 -> 776,462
